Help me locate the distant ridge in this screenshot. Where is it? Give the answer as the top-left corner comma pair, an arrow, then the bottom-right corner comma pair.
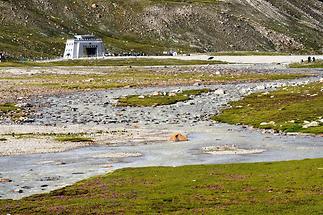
0,0 -> 322,58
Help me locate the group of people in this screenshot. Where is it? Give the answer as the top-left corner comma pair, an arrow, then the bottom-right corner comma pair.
0,52 -> 5,62
301,56 -> 316,63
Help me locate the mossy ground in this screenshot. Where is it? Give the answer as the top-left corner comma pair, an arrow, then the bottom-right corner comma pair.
213,82 -> 323,134
0,158 -> 322,214
118,89 -> 210,107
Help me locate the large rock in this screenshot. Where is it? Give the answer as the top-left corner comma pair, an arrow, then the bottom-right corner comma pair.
214,89 -> 225,95
303,121 -> 319,129
169,133 -> 188,142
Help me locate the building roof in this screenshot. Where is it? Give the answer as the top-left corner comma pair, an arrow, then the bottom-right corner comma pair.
73,35 -> 102,41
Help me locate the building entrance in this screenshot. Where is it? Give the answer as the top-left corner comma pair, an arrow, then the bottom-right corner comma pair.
85,47 -> 97,57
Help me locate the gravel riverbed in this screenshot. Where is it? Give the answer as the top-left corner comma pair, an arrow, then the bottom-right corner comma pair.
0,65 -> 322,200
27,77 -> 319,126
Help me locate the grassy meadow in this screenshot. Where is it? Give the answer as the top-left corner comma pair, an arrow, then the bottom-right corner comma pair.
213,82 -> 323,135
118,89 -> 210,107
0,58 -> 225,68
0,158 -> 322,214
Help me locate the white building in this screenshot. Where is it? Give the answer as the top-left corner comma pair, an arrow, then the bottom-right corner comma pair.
63,35 -> 105,59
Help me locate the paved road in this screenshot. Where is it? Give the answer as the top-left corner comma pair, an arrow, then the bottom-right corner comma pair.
40,54 -> 323,65
107,55 -> 323,64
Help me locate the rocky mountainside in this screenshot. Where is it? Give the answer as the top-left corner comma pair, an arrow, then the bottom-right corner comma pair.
0,0 -> 322,58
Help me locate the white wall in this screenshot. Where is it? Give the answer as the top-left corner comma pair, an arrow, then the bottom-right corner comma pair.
63,39 -> 105,59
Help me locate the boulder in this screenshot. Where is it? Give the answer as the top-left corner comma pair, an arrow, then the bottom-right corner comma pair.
214,89 -> 225,95
169,133 -> 188,142
256,85 -> 266,90
0,178 -> 12,183
260,121 -> 275,126
303,121 -> 319,129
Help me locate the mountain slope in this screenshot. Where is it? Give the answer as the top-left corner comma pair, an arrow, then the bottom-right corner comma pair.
0,0 -> 322,58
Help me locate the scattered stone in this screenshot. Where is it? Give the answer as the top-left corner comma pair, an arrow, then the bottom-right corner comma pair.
303,121 -> 319,129
39,176 -> 61,181
94,152 -> 142,158
214,89 -> 225,95
202,145 -> 265,155
91,3 -> 98,9
260,121 -> 275,126
0,178 -> 12,183
256,85 -> 266,90
12,189 -> 24,193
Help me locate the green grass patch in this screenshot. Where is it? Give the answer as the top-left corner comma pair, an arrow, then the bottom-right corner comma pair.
118,89 -> 210,107
3,132 -> 102,143
0,158 -> 322,214
0,103 -> 27,122
210,51 -> 291,56
290,60 -> 323,68
54,135 -> 94,143
0,103 -> 19,114
0,71 -> 311,91
0,58 -> 226,67
212,82 -> 323,135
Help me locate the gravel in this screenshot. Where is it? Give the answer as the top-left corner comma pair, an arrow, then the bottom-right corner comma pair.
26,77 -> 318,127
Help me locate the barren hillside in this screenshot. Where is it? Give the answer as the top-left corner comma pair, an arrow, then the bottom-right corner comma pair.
0,0 -> 322,57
